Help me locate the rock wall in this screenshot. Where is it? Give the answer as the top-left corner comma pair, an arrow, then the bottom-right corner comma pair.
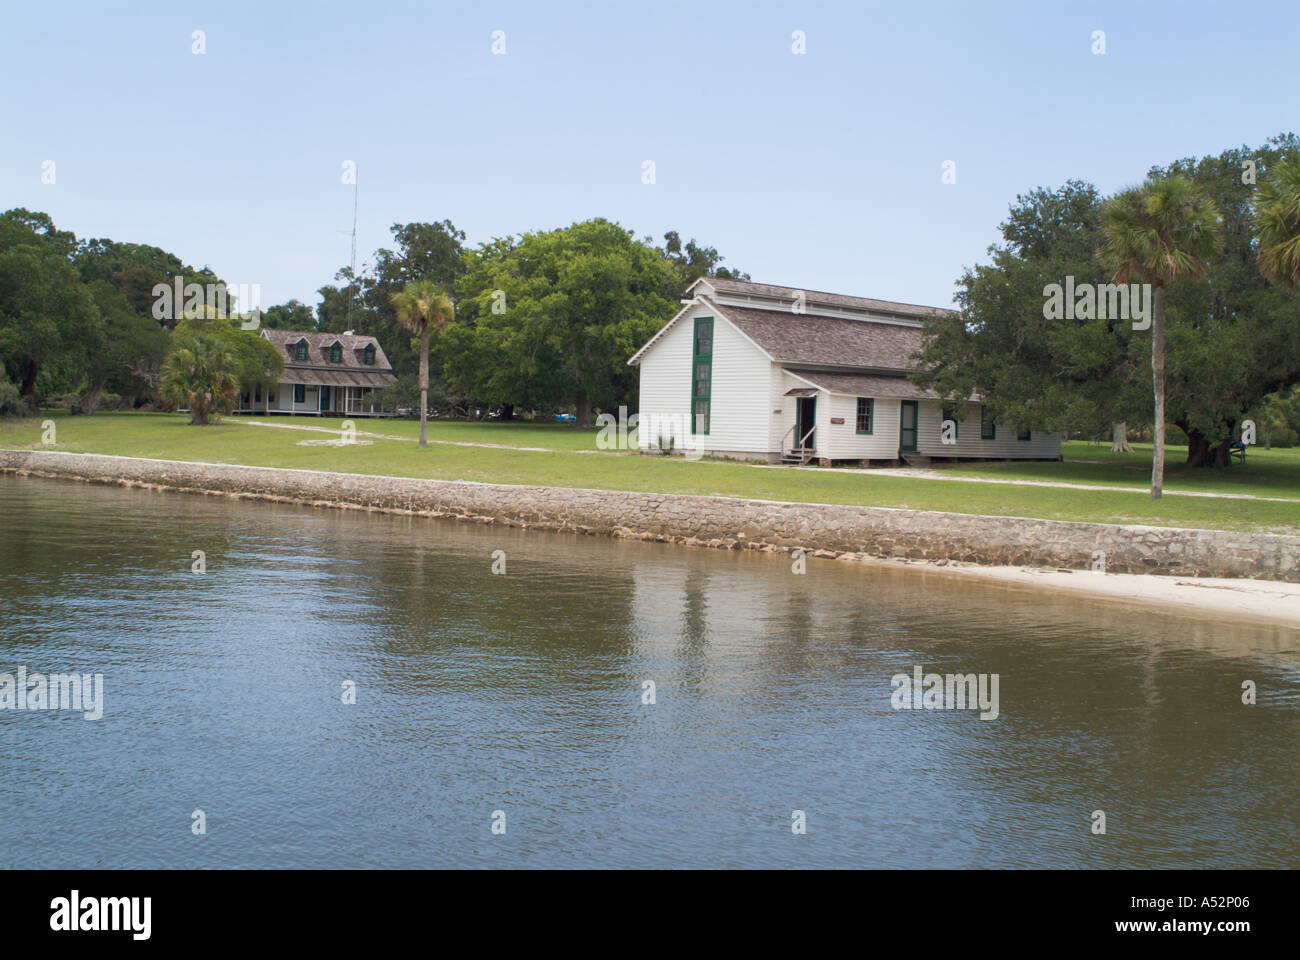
2,449 -> 1296,581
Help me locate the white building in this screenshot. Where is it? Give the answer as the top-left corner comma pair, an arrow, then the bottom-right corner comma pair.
628,277 -> 1061,464
235,330 -> 397,417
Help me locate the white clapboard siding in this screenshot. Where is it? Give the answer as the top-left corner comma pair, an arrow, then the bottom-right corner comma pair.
770,365 -> 795,453
271,383 -> 320,414
916,400 -> 1060,458
637,303 -> 772,456
636,306 -> 694,451
818,393 -> 904,459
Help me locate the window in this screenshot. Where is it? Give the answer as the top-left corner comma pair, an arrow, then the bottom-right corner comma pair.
294,341 -> 308,362
294,384 -> 306,404
267,389 -> 276,404
691,317 -> 713,434
855,397 -> 874,434
942,405 -> 959,439
329,342 -> 343,364
980,407 -> 996,440
254,385 -> 261,403
363,344 -> 375,366
1017,427 -> 1031,442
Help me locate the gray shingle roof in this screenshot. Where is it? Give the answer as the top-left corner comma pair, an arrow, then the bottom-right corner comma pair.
698,277 -> 952,321
785,369 -> 940,400
713,300 -> 925,370
263,329 -> 395,376
279,368 -> 396,389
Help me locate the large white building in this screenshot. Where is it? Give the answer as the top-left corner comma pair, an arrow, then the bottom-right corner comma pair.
628,277 -> 1061,464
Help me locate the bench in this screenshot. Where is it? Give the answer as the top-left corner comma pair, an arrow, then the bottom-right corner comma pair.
1229,441 -> 1247,464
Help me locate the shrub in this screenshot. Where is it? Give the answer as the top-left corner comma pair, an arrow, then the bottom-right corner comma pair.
0,374 -> 22,416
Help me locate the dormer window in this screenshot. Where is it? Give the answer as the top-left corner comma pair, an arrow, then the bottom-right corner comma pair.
362,344 -> 375,366
294,341 -> 308,362
329,343 -> 343,364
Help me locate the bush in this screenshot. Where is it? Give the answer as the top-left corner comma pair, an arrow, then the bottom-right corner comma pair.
1266,426 -> 1298,448
0,374 -> 21,416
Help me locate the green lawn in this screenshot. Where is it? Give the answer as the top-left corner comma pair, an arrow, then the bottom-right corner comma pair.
3,411 -> 1299,535
942,440 -> 1300,497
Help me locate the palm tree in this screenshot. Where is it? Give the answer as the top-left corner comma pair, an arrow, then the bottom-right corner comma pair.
390,279 -> 454,448
1254,157 -> 1300,289
1102,175 -> 1221,498
160,336 -> 240,425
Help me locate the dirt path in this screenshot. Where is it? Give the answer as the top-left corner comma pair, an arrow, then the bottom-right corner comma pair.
759,462 -> 1300,503
234,418 -> 590,453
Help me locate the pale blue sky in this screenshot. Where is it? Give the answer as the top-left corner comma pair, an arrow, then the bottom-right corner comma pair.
2,0 -> 1295,312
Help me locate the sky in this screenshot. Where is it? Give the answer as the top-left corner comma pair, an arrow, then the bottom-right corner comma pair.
2,0 -> 1296,313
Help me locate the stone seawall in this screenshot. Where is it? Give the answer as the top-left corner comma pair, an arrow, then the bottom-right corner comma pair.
2,449 -> 1296,581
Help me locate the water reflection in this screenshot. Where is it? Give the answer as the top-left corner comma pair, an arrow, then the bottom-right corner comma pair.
0,475 -> 1296,868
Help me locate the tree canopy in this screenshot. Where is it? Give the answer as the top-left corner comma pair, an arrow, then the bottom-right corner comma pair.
441,218 -> 681,424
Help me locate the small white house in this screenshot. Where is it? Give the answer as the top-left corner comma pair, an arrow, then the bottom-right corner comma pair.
235,330 -> 397,417
628,277 -> 1061,464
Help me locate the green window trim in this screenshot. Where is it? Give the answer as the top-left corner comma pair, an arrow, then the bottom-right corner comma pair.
294,342 -> 308,362
1017,427 -> 1032,442
330,343 -> 342,363
293,384 -> 306,403
980,407 -> 996,440
942,405 -> 960,439
855,397 -> 874,434
691,316 -> 713,435
363,344 -> 375,366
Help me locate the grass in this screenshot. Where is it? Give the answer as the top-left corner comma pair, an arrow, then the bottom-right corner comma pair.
3,411 -> 1299,535
939,441 -> 1300,497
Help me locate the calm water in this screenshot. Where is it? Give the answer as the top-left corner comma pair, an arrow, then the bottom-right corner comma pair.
1,474 -> 1298,869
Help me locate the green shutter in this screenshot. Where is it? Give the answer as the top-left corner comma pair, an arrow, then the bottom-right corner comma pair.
691,317 -> 712,435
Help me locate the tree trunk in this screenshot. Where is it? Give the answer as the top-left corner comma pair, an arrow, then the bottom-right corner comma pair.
81,384 -> 104,416
1150,285 -> 1166,499
418,321 -> 429,449
576,394 -> 592,428
501,403 -> 515,421
1185,429 -> 1210,468
19,360 -> 37,400
1110,421 -> 1132,453
1265,424 -> 1272,449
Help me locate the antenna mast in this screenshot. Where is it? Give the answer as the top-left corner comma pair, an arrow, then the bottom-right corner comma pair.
345,166 -> 359,329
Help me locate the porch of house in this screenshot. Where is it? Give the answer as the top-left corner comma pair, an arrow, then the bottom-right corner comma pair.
233,383 -> 395,417
779,388 -> 822,464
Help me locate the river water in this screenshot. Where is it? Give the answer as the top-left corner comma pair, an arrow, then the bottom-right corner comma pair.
0,475 -> 1297,868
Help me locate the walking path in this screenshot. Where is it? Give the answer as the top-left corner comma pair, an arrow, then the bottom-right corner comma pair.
761,462 -> 1300,503
235,418 -> 584,453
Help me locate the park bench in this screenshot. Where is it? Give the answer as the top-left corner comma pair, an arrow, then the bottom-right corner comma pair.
1229,441 -> 1247,464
